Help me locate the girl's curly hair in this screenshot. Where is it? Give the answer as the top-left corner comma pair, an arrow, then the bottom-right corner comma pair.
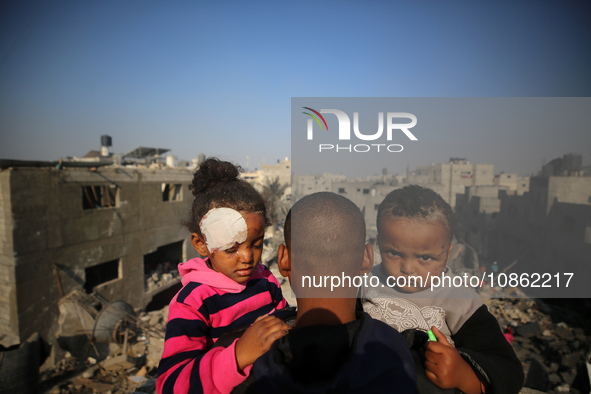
183,157 -> 269,235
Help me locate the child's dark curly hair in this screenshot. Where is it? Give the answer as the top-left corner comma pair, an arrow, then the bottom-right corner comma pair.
377,185 -> 455,241
183,157 -> 270,235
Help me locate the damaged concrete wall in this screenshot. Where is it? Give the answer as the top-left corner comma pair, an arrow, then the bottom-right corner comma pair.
0,170 -> 19,347
4,166 -> 198,347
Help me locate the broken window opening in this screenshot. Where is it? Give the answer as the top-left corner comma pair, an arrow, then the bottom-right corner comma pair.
146,282 -> 183,312
162,183 -> 182,202
84,259 -> 120,294
82,185 -> 118,210
144,240 -> 183,292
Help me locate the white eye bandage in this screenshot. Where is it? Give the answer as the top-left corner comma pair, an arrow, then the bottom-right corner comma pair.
200,208 -> 248,253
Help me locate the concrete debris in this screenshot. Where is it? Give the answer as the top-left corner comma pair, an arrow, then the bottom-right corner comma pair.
70,378 -> 115,393
144,264 -> 180,293
37,293 -> 590,394
516,322 -> 544,338
55,290 -> 98,339
39,305 -> 169,393
485,297 -> 591,394
128,375 -> 149,385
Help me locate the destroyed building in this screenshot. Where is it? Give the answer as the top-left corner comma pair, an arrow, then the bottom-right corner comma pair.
455,154 -> 591,284
0,161 -> 197,350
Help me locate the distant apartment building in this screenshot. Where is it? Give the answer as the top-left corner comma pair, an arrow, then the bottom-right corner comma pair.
496,155 -> 591,275
330,177 -> 401,239
408,158 -> 495,208
292,158 -> 498,239
242,157 -> 292,201
291,173 -> 347,202
260,157 -> 291,186
494,173 -> 529,196
241,169 -> 265,185
0,162 -> 197,348
455,185 -> 506,262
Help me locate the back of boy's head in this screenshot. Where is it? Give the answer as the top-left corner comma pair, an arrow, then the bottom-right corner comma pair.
377,185 -> 455,242
184,157 -> 269,235
286,192 -> 366,280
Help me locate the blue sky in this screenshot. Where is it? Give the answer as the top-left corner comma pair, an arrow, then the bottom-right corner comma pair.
1,0 -> 590,174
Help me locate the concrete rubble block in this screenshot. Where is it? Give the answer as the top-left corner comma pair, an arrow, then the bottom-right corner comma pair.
524,358 -> 549,392
132,341 -> 148,356
148,313 -> 162,327
536,335 -> 557,348
548,373 -> 562,385
544,339 -> 564,356
129,375 -> 149,385
72,377 -> 115,393
572,327 -> 585,339
516,299 -> 531,311
572,340 -> 581,349
528,352 -> 545,365
133,377 -> 157,394
55,291 -> 97,337
516,322 -> 543,338
81,365 -> 99,379
100,354 -> 135,371
561,351 -> 585,370
553,383 -> 571,392
108,342 -> 121,354
135,366 -> 147,377
560,370 -> 576,385
554,325 -> 574,340
146,337 -> 164,369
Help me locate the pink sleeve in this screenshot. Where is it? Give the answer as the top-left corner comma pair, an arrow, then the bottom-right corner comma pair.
157,294 -> 251,394
200,339 -> 252,393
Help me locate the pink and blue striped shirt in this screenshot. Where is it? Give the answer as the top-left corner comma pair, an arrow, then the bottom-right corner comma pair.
156,257 -> 287,394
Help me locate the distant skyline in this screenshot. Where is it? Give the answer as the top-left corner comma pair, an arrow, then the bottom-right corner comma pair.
1,1 -> 590,175
291,97 -> 591,178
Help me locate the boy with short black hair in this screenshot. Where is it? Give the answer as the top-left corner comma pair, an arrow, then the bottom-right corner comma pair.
236,191 -> 416,393
361,185 -> 524,393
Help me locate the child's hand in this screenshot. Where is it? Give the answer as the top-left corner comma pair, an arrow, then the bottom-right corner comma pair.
424,326 -> 484,394
235,314 -> 291,371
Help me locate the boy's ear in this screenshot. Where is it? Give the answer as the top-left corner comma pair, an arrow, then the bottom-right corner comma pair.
360,243 -> 374,275
191,233 -> 209,257
446,243 -> 454,265
277,243 -> 291,280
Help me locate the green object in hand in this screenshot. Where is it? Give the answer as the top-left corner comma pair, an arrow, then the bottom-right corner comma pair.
428,329 -> 437,342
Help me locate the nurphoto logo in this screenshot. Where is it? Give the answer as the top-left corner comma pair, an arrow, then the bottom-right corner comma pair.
302,107 -> 418,153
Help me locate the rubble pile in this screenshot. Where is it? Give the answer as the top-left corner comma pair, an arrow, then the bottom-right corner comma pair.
38,288 -> 589,394
144,264 -> 180,293
40,307 -> 168,394
485,297 -> 591,393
